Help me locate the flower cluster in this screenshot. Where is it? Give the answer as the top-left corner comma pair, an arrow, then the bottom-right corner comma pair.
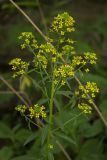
62,45 -> 75,55
75,81 -> 99,113
72,52 -> 97,66
84,52 -> 97,64
15,104 -> 27,113
18,32 -> 38,49
79,81 -> 99,99
51,12 -> 75,35
33,54 -> 48,69
39,42 -> 57,56
15,104 -> 46,119
71,52 -> 97,72
54,64 -> 74,78
29,104 -> 46,118
9,58 -> 29,78
78,103 -> 92,114
33,42 -> 59,69
54,64 -> 74,85
9,12 -> 99,118
72,56 -> 84,67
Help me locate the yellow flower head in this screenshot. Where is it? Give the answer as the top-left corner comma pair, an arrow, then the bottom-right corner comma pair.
84,52 -> 97,64
28,104 -> 47,119
9,58 -> 29,78
51,12 -> 75,35
18,32 -> 38,49
15,104 -> 27,113
78,103 -> 92,114
54,64 -> 74,78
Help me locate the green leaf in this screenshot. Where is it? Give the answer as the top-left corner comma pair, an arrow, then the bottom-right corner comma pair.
24,132 -> 37,146
15,129 -> 31,144
41,125 -> 49,145
56,90 -> 73,98
55,132 -> 76,145
0,122 -> 14,140
54,98 -> 61,112
80,120 -> 103,138
48,152 -> 54,160
77,139 -> 103,160
37,98 -> 49,105
0,147 -> 13,160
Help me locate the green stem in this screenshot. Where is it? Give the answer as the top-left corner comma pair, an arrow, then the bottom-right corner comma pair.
39,64 -> 50,105
46,64 -> 55,157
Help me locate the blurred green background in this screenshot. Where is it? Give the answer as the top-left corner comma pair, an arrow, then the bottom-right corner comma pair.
0,0 -> 107,160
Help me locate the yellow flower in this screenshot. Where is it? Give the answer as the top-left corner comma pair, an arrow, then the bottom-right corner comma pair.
84,52 -> 97,64
48,144 -> 53,149
15,105 -> 27,113
39,42 -> 57,55
78,103 -> 92,114
76,81 -> 99,114
9,58 -> 29,78
33,54 -> 48,69
61,80 -> 66,85
54,64 -> 74,78
85,68 -> 90,73
18,32 -> 38,50
34,104 -> 47,118
62,45 -> 75,55
29,107 -> 35,118
51,12 -> 75,35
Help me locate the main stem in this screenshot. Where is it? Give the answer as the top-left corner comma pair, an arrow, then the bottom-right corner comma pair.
46,65 -> 55,157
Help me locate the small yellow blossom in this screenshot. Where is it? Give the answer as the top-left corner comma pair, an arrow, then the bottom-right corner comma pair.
62,45 -> 75,55
84,52 -> 97,64
48,144 -> 54,149
34,104 -> 46,118
71,56 -> 83,67
39,42 -> 56,55
78,103 -> 92,114
29,104 -> 47,119
9,58 -> 29,78
85,68 -> 90,73
18,32 -> 38,50
54,80 -> 59,85
33,54 -> 48,69
76,82 -> 99,113
78,81 -> 99,99
61,80 -> 66,85
51,12 -> 75,35
75,91 -> 79,95
88,99 -> 93,104
15,105 -> 27,113
54,64 -> 74,78
29,107 -> 35,118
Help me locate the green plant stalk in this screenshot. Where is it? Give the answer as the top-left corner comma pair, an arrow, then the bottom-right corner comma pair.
46,64 -> 55,157
39,64 -> 50,105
